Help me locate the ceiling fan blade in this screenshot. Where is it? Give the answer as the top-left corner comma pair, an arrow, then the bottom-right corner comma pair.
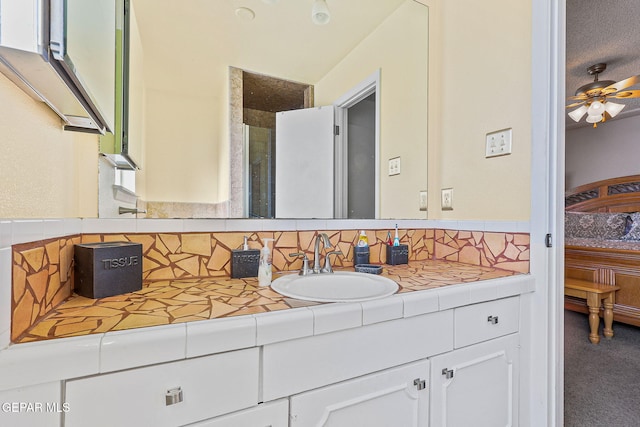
602,74 -> 640,94
607,89 -> 640,99
566,101 -> 586,108
567,94 -> 589,101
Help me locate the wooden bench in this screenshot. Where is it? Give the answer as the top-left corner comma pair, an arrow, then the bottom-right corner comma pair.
564,277 -> 620,344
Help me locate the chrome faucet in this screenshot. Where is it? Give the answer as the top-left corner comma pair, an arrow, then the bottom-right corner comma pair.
313,233 -> 333,274
290,233 -> 341,275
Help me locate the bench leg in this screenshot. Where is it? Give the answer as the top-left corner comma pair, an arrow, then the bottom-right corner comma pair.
603,293 -> 615,339
586,293 -> 601,344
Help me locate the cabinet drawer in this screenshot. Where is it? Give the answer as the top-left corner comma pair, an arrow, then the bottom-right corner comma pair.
263,310 -> 453,401
64,348 -> 259,427
454,297 -> 519,348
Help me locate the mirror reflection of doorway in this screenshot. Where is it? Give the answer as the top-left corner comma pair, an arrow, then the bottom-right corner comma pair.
232,67 -> 313,218
346,93 -> 376,219
244,125 -> 274,218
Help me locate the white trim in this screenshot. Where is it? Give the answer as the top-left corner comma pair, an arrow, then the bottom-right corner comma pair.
333,69 -> 381,219
530,0 -> 565,426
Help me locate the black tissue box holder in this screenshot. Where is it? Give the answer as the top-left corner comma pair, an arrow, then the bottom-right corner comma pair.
74,242 -> 143,299
231,249 -> 260,278
386,244 -> 409,265
353,245 -> 370,266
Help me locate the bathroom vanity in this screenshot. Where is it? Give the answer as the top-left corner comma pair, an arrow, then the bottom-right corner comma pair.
0,273 -> 531,427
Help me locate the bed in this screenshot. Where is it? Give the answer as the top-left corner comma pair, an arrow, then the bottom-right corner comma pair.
565,174 -> 640,327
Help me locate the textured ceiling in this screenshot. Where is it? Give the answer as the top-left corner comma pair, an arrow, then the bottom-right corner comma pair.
566,0 -> 640,129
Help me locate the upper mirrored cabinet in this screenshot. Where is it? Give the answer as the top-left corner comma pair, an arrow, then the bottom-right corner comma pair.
0,0 -> 116,134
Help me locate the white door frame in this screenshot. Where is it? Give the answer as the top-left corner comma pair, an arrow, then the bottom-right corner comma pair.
530,0 -> 565,426
333,69 -> 381,219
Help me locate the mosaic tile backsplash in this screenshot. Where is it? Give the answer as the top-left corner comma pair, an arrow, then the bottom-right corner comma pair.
11,228 -> 529,342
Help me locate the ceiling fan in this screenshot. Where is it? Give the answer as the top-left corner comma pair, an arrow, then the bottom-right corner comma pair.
567,63 -> 640,127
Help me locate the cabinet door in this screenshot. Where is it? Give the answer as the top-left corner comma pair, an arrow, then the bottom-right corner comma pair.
430,333 -> 519,427
0,382 -> 62,427
64,348 -> 259,427
290,359 -> 429,427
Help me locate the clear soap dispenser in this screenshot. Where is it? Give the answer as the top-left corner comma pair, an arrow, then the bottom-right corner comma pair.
258,238 -> 275,287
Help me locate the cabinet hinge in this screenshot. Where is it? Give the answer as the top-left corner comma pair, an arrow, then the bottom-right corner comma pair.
441,368 -> 454,379
413,378 -> 426,390
545,233 -> 553,248
334,125 -> 340,135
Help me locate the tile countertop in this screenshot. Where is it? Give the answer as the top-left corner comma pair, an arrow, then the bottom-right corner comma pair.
0,260 -> 534,392
16,260 -> 523,343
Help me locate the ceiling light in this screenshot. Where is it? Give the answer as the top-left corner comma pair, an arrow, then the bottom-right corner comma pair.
586,114 -> 602,124
586,100 -> 604,116
235,7 -> 255,21
604,101 -> 625,118
566,63 -> 640,128
568,105 -> 588,122
311,0 -> 330,25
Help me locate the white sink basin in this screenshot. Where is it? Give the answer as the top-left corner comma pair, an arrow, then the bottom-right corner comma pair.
271,271 -> 399,303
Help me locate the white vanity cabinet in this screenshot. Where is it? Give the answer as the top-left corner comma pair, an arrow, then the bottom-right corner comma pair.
289,359 -> 429,427
262,310 -> 453,401
185,399 -> 289,427
429,296 -> 521,427
0,381 -> 62,427
64,348 -> 259,427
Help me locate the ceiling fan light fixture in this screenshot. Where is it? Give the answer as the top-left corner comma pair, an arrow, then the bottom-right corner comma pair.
586,114 -> 603,124
587,100 -> 604,116
311,0 -> 330,25
568,105 -> 588,122
604,101 -> 625,118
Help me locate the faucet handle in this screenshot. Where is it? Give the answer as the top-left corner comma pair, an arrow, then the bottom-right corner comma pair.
289,252 -> 312,276
322,250 -> 343,273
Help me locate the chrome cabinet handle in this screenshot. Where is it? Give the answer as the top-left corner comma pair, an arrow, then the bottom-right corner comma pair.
166,387 -> 183,406
487,315 -> 499,325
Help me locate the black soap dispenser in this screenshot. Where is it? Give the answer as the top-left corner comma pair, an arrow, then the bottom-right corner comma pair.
231,236 -> 260,278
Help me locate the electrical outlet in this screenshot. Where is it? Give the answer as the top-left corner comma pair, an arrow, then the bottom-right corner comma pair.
419,190 -> 427,211
441,188 -> 453,210
485,128 -> 512,158
388,157 -> 401,176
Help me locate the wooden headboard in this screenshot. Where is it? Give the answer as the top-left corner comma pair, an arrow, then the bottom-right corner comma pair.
565,175 -> 640,213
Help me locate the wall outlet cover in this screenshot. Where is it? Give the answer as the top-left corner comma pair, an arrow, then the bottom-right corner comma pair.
388,157 -> 401,176
441,188 -> 453,210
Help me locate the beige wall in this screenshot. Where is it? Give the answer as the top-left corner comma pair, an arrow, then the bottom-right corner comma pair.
142,88 -> 221,203
314,0 -> 428,219
0,73 -> 99,218
428,0 -> 532,221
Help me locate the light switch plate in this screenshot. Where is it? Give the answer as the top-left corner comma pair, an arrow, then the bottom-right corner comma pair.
419,191 -> 427,211
441,188 -> 453,210
485,128 -> 512,158
388,157 -> 401,176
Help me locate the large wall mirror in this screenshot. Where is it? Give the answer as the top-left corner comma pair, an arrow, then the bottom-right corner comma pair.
119,0 -> 428,219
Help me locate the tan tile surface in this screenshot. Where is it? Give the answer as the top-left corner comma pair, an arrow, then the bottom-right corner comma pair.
11,228 -> 529,343
15,260 -> 518,343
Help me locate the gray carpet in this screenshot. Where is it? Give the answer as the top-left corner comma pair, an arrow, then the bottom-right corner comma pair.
564,309 -> 640,427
